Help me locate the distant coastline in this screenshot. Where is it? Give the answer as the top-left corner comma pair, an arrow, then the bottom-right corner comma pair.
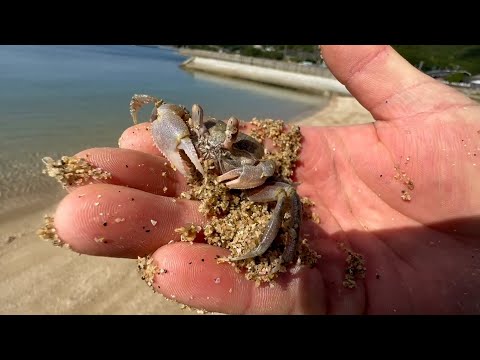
175,48 -> 480,101
178,48 -> 348,97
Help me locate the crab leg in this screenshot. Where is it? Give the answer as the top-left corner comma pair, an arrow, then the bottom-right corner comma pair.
228,186 -> 287,261
281,188 -> 302,263
228,182 -> 302,263
130,94 -> 190,124
129,94 -> 163,124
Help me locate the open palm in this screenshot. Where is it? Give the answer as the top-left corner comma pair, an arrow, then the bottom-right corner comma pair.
53,45 -> 480,314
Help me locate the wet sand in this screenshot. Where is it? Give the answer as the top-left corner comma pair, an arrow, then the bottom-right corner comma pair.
0,95 -> 373,315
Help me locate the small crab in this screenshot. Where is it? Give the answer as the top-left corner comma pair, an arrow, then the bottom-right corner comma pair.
130,94 -> 302,263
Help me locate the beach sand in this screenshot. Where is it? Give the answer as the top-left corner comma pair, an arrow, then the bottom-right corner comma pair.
292,94 -> 374,126
0,204 -> 202,315
0,95 -> 373,315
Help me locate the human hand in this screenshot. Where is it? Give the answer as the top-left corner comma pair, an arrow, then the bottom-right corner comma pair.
48,45 -> 480,314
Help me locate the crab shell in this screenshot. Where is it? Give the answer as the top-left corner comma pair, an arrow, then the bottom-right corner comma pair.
151,103 -> 276,190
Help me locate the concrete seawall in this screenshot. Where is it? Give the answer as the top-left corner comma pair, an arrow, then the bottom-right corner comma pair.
181,57 -> 350,96
178,48 -> 335,77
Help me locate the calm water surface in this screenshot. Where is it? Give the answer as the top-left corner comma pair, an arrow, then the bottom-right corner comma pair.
0,45 -> 328,219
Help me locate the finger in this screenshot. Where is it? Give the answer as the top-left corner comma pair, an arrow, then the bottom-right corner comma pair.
72,147 -> 187,196
150,242 -> 325,314
54,184 -> 203,258
118,122 -> 162,155
320,45 -> 476,121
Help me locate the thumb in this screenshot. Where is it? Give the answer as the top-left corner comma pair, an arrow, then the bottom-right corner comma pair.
320,45 -> 475,121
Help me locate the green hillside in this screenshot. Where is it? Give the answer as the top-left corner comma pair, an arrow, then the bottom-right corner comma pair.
179,45 -> 480,76
393,45 -> 480,75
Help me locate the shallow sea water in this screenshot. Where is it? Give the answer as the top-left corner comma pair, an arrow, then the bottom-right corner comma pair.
0,45 -> 328,220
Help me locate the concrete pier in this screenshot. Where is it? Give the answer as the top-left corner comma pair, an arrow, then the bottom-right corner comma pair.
181,56 -> 350,96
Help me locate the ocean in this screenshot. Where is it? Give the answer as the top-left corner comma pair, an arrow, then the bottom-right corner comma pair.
0,45 -> 328,220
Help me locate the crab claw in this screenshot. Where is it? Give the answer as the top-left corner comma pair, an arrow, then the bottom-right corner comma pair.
216,160 -> 275,189
152,105 -> 205,177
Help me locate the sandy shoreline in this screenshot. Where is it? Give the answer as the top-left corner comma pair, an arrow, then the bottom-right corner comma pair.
0,95 -> 372,315
0,203 -> 203,315
291,95 -> 374,126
